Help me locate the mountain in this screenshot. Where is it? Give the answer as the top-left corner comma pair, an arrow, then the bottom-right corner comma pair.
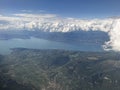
0,48 -> 120,90
0,14 -> 119,32
0,14 -> 120,51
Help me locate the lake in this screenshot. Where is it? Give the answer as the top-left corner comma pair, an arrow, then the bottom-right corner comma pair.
0,37 -> 104,54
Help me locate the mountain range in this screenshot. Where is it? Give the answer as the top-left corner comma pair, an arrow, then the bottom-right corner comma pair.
0,14 -> 120,51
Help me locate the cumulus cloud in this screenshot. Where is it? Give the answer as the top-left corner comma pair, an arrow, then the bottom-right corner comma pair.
0,13 -> 120,51
103,19 -> 120,51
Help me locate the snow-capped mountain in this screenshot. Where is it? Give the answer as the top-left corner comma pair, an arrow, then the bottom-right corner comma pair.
0,13 -> 118,32
0,13 -> 120,51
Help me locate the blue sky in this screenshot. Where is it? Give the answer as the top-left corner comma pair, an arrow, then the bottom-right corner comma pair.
0,0 -> 120,18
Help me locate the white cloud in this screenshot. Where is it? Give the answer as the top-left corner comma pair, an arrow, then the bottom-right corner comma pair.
21,10 -> 46,13
14,13 -> 57,18
103,19 -> 120,51
0,13 -> 120,51
21,10 -> 33,13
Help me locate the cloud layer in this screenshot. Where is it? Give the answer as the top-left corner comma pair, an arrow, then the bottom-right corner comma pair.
0,13 -> 120,51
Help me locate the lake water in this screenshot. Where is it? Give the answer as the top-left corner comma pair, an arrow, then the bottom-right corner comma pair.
0,37 -> 103,54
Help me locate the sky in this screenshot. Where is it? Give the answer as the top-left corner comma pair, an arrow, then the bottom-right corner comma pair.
0,0 -> 120,18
